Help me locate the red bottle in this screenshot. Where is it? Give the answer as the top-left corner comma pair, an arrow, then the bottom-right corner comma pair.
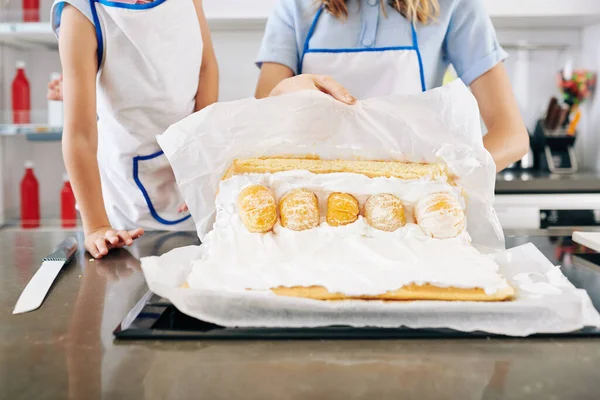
21,161 -> 40,229
12,61 -> 31,124
23,0 -> 40,22
61,174 -> 77,228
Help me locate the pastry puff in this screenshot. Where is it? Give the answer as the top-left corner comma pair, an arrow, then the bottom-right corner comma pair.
279,188 -> 320,231
364,194 -> 406,232
415,192 -> 465,239
237,185 -> 278,233
327,193 -> 359,227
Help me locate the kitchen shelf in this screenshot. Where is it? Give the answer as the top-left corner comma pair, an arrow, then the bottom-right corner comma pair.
0,22 -> 56,50
0,20 -> 265,49
25,131 -> 62,141
0,123 -> 62,141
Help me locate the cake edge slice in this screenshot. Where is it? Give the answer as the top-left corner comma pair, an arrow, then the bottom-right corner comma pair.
181,282 -> 515,302
222,158 -> 451,183
271,283 -> 515,302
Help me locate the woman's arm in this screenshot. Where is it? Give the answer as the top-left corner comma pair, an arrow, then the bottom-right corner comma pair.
255,62 -> 294,98
193,0 -> 218,111
60,5 -> 142,258
470,63 -> 529,172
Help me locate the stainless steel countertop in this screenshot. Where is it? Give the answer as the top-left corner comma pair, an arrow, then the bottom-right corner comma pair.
3,229 -> 600,399
496,170 -> 600,194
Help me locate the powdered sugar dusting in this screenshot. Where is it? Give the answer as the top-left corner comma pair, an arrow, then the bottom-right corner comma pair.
415,192 -> 465,238
238,185 -> 277,232
364,194 -> 406,232
279,188 -> 320,231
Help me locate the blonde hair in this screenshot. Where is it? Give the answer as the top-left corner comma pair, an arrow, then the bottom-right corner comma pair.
322,0 -> 440,23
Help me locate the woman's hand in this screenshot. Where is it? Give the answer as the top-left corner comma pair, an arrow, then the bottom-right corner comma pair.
269,74 -> 356,105
47,74 -> 63,101
85,226 -> 144,259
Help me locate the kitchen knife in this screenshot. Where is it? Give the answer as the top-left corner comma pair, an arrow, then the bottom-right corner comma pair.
546,104 -> 561,131
544,97 -> 558,128
13,236 -> 78,315
557,105 -> 570,130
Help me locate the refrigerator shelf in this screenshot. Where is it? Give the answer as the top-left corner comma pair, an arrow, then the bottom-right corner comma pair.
0,22 -> 56,50
0,124 -> 62,141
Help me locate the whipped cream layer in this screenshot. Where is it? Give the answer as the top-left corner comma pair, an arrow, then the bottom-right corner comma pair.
187,171 -> 508,296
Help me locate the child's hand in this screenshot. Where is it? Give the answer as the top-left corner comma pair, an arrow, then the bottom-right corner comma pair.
85,226 -> 144,259
178,203 -> 189,213
47,75 -> 63,101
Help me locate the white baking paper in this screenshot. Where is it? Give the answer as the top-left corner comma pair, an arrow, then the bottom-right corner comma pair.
141,243 -> 600,336
158,80 -> 504,251
147,81 -> 600,335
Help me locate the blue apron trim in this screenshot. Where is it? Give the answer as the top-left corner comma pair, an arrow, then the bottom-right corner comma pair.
98,0 -> 167,10
132,150 -> 192,226
299,5 -> 325,73
89,0 -> 104,70
299,6 -> 426,93
305,46 -> 416,54
412,23 -> 427,92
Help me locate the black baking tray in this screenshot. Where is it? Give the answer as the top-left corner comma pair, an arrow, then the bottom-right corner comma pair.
114,252 -> 600,340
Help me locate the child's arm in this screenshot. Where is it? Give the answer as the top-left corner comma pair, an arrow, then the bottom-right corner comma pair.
60,5 -> 143,258
193,0 -> 218,111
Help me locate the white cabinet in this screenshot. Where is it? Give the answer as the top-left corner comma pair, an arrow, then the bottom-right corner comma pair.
203,0 -> 275,20
201,0 -> 600,28
486,0 -> 600,17
2,1 -> 600,36
487,0 -> 600,27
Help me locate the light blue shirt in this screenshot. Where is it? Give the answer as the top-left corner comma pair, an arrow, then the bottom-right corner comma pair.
256,0 -> 508,89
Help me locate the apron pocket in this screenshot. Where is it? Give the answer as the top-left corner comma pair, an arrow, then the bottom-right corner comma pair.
133,150 -> 191,225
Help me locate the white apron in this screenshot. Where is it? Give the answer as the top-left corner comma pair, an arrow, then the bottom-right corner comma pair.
300,5 -> 426,99
89,0 -> 202,230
